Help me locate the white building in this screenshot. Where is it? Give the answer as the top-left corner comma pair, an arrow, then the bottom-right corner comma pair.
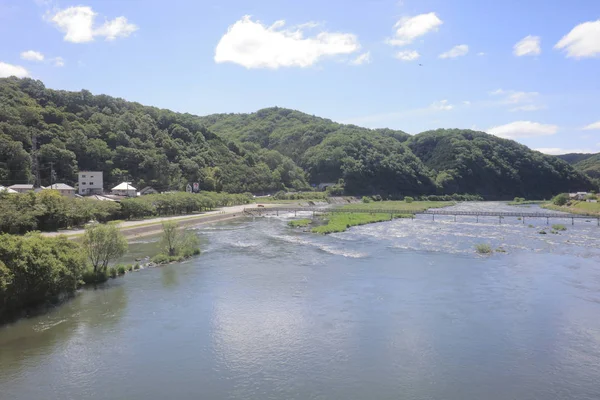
45,183 -> 76,197
0,185 -> 18,194
8,184 -> 34,193
78,171 -> 104,195
111,182 -> 137,197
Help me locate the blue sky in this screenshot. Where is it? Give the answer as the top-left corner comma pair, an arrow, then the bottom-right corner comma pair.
1,0 -> 599,154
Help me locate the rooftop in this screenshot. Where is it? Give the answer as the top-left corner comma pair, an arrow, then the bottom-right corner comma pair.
46,183 -> 75,190
112,182 -> 137,191
8,184 -> 34,189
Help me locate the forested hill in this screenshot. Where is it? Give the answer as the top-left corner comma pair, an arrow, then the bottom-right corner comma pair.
557,153 -> 600,180
0,77 -> 593,198
407,129 -> 592,199
0,78 -> 308,193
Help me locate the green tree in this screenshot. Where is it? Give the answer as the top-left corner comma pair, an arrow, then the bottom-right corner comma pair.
552,193 -> 569,206
159,221 -> 200,258
82,223 -> 128,274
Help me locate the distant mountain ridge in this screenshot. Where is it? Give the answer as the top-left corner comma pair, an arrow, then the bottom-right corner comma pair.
558,153 -> 600,180
0,77 -> 593,198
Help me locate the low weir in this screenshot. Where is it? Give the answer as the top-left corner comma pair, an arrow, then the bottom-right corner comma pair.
244,207 -> 600,226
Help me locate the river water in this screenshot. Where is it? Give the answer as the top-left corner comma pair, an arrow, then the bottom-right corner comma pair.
2,202 -> 600,400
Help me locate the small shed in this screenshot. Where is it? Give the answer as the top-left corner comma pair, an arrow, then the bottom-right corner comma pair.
111,182 -> 137,197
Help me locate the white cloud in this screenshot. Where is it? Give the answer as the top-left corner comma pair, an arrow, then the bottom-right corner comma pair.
488,121 -> 558,139
463,101 -> 471,106
387,12 -> 442,46
513,35 -> 541,56
52,57 -> 65,67
351,51 -> 371,65
430,100 -> 453,111
439,44 -> 469,59
535,148 -> 595,155
49,6 -> 138,43
395,50 -> 420,61
583,121 -> 600,130
214,16 -> 361,69
510,104 -> 544,112
0,62 -> 29,78
477,52 -> 486,56
490,89 -> 543,111
555,19 -> 600,58
20,50 -> 44,62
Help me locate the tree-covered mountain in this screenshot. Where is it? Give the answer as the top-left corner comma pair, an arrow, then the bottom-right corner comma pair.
0,78 -> 307,193
0,77 -> 593,198
557,153 -> 600,180
406,129 -> 592,198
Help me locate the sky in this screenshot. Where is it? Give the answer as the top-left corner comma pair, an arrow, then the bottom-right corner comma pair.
0,0 -> 599,155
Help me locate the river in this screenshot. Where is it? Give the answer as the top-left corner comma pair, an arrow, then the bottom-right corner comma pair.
1,202 -> 600,400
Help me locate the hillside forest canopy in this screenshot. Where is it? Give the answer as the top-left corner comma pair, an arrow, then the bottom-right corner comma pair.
0,77 -> 594,199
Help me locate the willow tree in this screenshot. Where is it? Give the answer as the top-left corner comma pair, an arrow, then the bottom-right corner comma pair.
83,223 -> 128,273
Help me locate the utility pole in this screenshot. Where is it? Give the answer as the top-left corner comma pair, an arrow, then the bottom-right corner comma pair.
31,131 -> 41,188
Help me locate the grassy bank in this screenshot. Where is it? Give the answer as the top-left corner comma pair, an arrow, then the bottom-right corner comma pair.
341,200 -> 454,212
311,213 -> 413,234
543,201 -> 600,216
288,219 -> 312,228
508,200 -> 545,205
309,201 -> 454,234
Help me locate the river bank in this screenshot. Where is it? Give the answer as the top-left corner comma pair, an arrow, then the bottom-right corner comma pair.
543,200 -> 600,216
41,203 -> 285,240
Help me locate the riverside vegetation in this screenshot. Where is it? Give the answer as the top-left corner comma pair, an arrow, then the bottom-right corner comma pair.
0,218 -> 202,321
0,190 -> 252,234
1,77 -> 593,199
151,221 -> 201,264
291,200 -> 452,234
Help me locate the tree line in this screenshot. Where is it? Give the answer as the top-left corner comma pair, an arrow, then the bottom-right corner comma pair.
0,190 -> 252,234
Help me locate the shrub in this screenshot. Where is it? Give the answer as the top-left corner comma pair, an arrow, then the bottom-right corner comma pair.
475,244 -> 492,254
152,254 -> 171,265
552,224 -> 567,231
133,263 -> 140,270
127,264 -> 134,272
81,268 -> 109,285
116,264 -> 126,275
552,193 -> 569,206
361,196 -> 372,203
108,267 -> 117,278
404,196 -> 414,203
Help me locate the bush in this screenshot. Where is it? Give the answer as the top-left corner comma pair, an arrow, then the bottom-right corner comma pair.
404,196 -> 414,203
513,197 -> 525,203
81,268 -> 109,285
475,244 -> 493,254
361,196 -> 372,203
133,263 -> 140,270
152,254 -> 172,265
116,264 -> 126,275
127,264 -> 134,272
108,267 -> 117,278
552,193 -> 569,206
552,224 -> 567,231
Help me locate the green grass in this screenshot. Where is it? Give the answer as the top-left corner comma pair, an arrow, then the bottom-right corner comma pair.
475,244 -> 493,254
508,200 -> 545,205
340,200 -> 453,212
543,201 -> 600,216
311,213 -> 412,234
552,224 -> 567,231
288,219 -> 312,228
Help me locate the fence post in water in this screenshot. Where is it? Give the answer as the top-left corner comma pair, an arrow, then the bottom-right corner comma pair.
572,217 -> 574,226
476,215 -> 479,223
547,217 -> 549,225
432,214 -> 435,221
522,216 -> 525,224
